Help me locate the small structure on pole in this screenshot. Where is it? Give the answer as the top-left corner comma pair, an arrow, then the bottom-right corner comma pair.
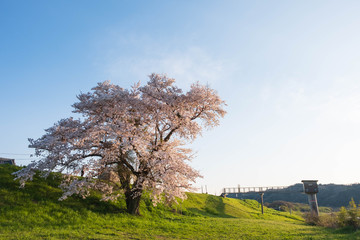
301,180 -> 319,216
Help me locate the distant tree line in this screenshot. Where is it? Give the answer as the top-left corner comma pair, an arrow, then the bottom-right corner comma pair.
225,183 -> 360,208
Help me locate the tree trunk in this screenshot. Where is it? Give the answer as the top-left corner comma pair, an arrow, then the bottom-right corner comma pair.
117,162 -> 142,215
125,188 -> 143,215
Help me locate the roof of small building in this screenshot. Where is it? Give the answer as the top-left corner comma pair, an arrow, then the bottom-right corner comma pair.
0,157 -> 16,165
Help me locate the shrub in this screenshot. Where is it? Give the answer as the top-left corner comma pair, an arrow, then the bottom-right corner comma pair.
317,213 -> 338,228
337,206 -> 347,227
304,212 -> 320,226
344,198 -> 360,229
307,198 -> 360,229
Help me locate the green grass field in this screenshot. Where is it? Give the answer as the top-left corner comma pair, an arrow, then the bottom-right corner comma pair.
1,165 -> 359,239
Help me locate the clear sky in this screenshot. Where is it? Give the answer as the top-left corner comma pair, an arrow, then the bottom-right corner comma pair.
2,0 -> 360,195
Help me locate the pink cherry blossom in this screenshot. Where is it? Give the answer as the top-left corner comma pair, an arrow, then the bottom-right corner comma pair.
14,73 -> 226,215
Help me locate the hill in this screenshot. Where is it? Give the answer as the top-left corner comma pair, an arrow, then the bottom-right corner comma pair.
0,164 -> 359,239
225,183 -> 360,209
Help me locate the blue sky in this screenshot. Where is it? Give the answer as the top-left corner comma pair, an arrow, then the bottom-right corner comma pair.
2,0 -> 360,195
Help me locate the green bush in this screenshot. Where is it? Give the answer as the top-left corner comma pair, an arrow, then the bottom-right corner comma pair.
304,198 -> 360,229
307,198 -> 360,229
337,206 -> 348,228
339,198 -> 360,229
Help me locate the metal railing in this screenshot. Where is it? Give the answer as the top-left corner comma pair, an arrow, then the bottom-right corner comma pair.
223,186 -> 288,194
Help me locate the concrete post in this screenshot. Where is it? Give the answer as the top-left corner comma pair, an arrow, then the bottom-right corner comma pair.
307,193 -> 319,216
301,180 -> 319,217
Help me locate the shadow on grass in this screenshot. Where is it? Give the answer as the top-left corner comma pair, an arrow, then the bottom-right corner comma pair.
185,195 -> 235,218
0,164 -> 125,214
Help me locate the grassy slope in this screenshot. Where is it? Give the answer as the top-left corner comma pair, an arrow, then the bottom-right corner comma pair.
1,165 -> 359,240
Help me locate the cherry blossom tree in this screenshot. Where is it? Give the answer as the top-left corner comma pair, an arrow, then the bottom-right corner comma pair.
14,73 -> 226,215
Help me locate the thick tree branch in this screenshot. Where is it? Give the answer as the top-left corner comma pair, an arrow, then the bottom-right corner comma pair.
120,157 -> 139,175
163,126 -> 179,142
191,106 -> 206,120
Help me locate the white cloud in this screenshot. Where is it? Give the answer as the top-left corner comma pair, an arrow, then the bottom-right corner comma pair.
103,45 -> 233,89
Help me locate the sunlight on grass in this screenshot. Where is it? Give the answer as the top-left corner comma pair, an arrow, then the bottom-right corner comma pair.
1,165 -> 359,239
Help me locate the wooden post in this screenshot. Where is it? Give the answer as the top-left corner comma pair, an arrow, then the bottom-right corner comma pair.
259,192 -> 264,214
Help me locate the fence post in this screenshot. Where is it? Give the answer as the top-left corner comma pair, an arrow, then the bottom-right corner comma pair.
259,192 -> 264,214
